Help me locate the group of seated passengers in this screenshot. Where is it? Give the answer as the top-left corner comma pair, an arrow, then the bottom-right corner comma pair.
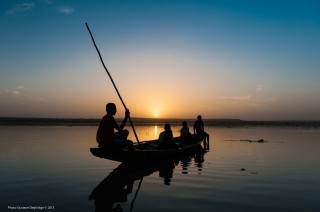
96,103 -> 208,150
158,117 -> 209,149
158,122 -> 193,149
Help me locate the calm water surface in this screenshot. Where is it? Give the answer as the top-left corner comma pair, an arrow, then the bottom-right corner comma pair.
1,125 -> 320,211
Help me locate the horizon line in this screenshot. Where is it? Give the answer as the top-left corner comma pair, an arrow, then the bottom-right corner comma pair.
1,117 -> 320,122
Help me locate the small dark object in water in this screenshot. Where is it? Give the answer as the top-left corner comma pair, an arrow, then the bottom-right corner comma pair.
241,168 -> 246,171
240,139 -> 265,143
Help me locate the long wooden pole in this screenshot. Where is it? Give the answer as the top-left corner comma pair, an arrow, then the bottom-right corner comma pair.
85,23 -> 145,156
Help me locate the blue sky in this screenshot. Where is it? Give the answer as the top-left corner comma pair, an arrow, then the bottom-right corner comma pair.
1,0 -> 320,120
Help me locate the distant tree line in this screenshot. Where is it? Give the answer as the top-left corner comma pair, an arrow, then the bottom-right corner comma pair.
0,117 -> 319,127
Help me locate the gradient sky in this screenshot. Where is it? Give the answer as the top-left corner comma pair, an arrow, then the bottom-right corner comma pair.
1,0 -> 320,120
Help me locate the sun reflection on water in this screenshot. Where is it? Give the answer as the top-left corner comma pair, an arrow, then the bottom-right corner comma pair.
154,125 -> 158,136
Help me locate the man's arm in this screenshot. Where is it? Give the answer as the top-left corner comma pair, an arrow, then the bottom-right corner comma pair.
119,109 -> 130,130
201,120 -> 205,131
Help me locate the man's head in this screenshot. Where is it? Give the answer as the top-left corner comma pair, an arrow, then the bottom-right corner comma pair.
106,103 -> 117,115
182,121 -> 188,127
164,123 -> 171,131
197,115 -> 202,120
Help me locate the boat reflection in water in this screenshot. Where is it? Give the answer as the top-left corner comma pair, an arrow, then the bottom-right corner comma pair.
89,143 -> 208,211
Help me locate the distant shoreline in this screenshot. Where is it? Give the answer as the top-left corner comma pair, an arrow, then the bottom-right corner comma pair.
1,117 -> 320,127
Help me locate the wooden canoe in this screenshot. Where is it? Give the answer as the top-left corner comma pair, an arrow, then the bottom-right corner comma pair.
90,135 -> 205,162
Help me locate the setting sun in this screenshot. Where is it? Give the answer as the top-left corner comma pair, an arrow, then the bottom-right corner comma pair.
154,114 -> 158,118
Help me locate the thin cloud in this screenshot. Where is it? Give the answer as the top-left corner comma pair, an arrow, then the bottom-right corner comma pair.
6,2 -> 35,15
2,86 -> 26,98
218,95 -> 252,106
256,85 -> 264,92
220,95 -> 252,101
40,0 -> 54,4
5,2 -> 75,17
12,90 -> 21,96
0,86 -> 47,103
57,6 -> 74,15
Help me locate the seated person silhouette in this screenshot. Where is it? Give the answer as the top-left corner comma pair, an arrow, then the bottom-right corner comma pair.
158,124 -> 176,149
180,121 -> 193,144
193,115 -> 209,142
96,103 -> 133,150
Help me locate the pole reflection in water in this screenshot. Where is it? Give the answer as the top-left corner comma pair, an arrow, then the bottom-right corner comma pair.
89,144 -> 208,211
